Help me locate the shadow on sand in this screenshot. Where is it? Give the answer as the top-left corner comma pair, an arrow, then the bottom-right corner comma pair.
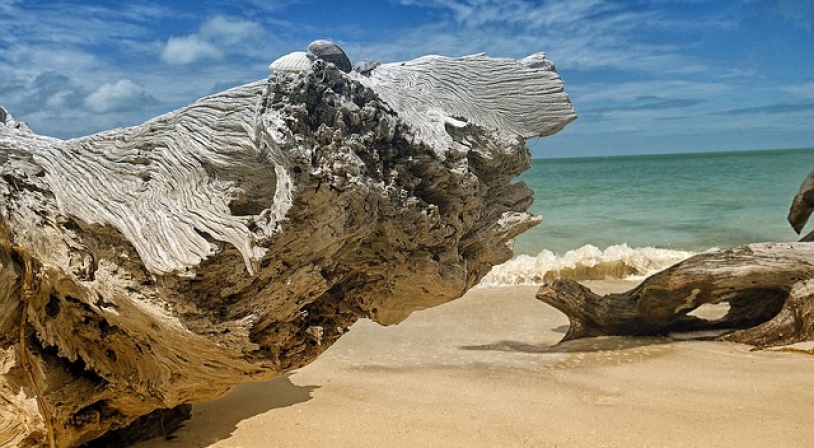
459,335 -> 673,354
134,374 -> 318,448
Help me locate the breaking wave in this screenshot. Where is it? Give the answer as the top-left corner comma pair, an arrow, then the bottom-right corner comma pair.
481,244 -> 697,286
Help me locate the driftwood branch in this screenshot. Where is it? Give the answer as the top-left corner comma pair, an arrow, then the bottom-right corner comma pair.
789,170 -> 814,241
537,242 -> 814,348
1,53 -> 574,447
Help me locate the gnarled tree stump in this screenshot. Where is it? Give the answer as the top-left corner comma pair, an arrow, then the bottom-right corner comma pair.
1,53 -> 575,447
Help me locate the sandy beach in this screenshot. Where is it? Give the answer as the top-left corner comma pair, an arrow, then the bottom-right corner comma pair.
135,281 -> 814,448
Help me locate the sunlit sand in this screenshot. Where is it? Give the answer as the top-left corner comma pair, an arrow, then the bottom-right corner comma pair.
136,282 -> 814,448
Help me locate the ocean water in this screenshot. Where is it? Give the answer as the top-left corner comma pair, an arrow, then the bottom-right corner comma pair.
483,148 -> 814,285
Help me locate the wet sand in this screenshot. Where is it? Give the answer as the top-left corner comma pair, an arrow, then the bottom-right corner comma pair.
135,282 -> 814,448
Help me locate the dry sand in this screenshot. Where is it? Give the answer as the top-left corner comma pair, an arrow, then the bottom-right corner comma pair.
135,281 -> 814,448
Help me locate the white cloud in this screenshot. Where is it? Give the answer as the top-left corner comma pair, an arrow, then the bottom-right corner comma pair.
782,80 -> 814,99
85,79 -> 152,113
378,0 -> 724,75
394,0 -> 619,29
200,15 -> 263,45
161,35 -> 223,65
160,15 -> 264,65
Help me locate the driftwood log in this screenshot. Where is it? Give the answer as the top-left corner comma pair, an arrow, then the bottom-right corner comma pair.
538,171 -> 814,348
537,242 -> 814,347
0,53 -> 575,447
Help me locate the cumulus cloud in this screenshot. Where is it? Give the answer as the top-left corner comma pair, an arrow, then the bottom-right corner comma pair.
161,36 -> 222,65
160,15 -> 263,65
7,71 -> 87,115
200,15 -> 263,45
84,79 -> 154,113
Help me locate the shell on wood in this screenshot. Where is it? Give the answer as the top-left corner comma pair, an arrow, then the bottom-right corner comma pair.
307,40 -> 352,73
269,51 -> 315,73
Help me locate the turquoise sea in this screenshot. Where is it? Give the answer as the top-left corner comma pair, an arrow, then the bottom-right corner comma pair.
484,148 -> 814,285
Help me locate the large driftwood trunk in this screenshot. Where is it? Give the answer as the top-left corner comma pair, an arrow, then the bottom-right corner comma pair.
537,242 -> 814,348
0,54 -> 575,447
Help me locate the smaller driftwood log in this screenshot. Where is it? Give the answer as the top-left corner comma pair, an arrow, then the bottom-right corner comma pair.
537,242 -> 814,348
538,168 -> 814,349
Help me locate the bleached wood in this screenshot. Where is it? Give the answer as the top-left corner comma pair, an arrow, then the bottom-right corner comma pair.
1,53 -> 575,447
358,53 -> 574,153
537,242 -> 814,348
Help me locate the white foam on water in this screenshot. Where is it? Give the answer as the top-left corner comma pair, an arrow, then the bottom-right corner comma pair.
480,244 -> 697,286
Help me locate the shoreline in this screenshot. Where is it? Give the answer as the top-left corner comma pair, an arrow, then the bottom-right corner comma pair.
135,282 -> 814,448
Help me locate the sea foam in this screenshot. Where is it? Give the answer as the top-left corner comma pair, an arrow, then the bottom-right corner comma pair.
480,244 -> 696,286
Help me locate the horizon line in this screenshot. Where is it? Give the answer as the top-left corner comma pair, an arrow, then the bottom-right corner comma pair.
531,146 -> 814,161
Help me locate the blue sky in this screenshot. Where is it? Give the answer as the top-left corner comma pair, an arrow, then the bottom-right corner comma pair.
1,0 -> 813,158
